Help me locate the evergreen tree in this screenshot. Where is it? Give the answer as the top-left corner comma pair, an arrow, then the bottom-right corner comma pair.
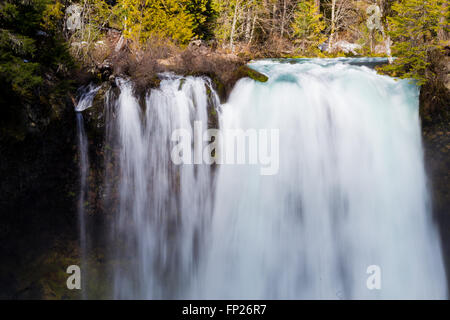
114,0 -> 197,45
186,0 -> 218,40
381,0 -> 448,84
291,0 -> 326,54
0,0 -> 73,140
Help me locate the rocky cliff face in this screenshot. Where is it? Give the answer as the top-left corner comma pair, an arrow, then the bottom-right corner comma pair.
423,127 -> 450,289
421,53 -> 450,290
0,98 -> 79,299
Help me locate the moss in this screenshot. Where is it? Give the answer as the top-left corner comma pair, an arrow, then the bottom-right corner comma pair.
15,242 -> 81,300
236,65 -> 268,83
13,241 -> 114,299
211,75 -> 226,101
149,75 -> 161,88
178,78 -> 186,90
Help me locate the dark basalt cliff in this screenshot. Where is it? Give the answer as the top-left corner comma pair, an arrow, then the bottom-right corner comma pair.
420,53 -> 450,290
0,99 -> 79,299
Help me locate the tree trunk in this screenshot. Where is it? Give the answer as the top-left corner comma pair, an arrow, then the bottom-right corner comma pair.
380,23 -> 393,64
379,1 -> 393,64
270,1 -> 277,36
328,0 -> 336,51
249,14 -> 257,44
230,0 -> 240,52
280,0 -> 287,37
245,8 -> 251,42
438,2 -> 448,42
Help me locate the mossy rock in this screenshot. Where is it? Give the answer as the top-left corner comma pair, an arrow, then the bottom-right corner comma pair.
148,75 -> 161,88
205,64 -> 268,103
125,75 -> 161,103
236,65 -> 268,83
14,243 -> 81,300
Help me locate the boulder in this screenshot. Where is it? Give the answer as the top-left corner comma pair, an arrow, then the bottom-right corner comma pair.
332,40 -> 362,55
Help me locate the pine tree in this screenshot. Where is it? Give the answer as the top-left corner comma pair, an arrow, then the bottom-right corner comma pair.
114,0 -> 196,45
186,0 -> 218,40
291,0 -> 326,54
381,0 -> 448,84
0,0 -> 71,99
0,0 -> 73,140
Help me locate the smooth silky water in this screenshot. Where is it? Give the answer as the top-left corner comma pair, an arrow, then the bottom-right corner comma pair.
75,84 -> 99,298
193,58 -> 447,299
79,58 -> 448,299
108,75 -> 219,299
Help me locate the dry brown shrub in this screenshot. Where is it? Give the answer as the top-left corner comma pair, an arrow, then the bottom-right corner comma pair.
174,46 -> 246,98
257,35 -> 294,57
78,33 -> 249,100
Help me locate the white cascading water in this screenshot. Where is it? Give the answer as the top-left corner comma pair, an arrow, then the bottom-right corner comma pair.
194,58 -> 447,299
101,59 -> 447,299
75,84 -> 100,299
110,75 -> 219,299
75,112 -> 88,299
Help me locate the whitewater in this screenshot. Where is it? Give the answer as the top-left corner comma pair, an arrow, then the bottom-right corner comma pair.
76,58 -> 448,299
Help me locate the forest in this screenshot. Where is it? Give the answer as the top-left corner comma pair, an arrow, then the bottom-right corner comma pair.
1,1 -> 448,82
0,0 -> 447,143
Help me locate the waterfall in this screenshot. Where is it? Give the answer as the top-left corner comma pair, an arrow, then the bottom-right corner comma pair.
75,83 -> 101,112
109,75 -> 219,299
75,84 -> 99,298
100,59 -> 446,299
194,58 -> 447,299
75,113 -> 88,298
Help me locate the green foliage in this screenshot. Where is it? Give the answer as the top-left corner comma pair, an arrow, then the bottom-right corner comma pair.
0,0 -> 73,97
186,0 -> 218,40
70,0 -> 217,46
291,0 -> 326,55
0,31 -> 42,97
0,0 -> 74,140
41,0 -> 64,32
114,0 -> 199,45
381,0 -> 447,85
1,0 -> 41,100
211,0 -> 234,45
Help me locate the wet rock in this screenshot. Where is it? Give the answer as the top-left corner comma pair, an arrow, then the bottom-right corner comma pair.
98,60 -> 113,81
235,65 -> 268,83
422,118 -> 450,291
